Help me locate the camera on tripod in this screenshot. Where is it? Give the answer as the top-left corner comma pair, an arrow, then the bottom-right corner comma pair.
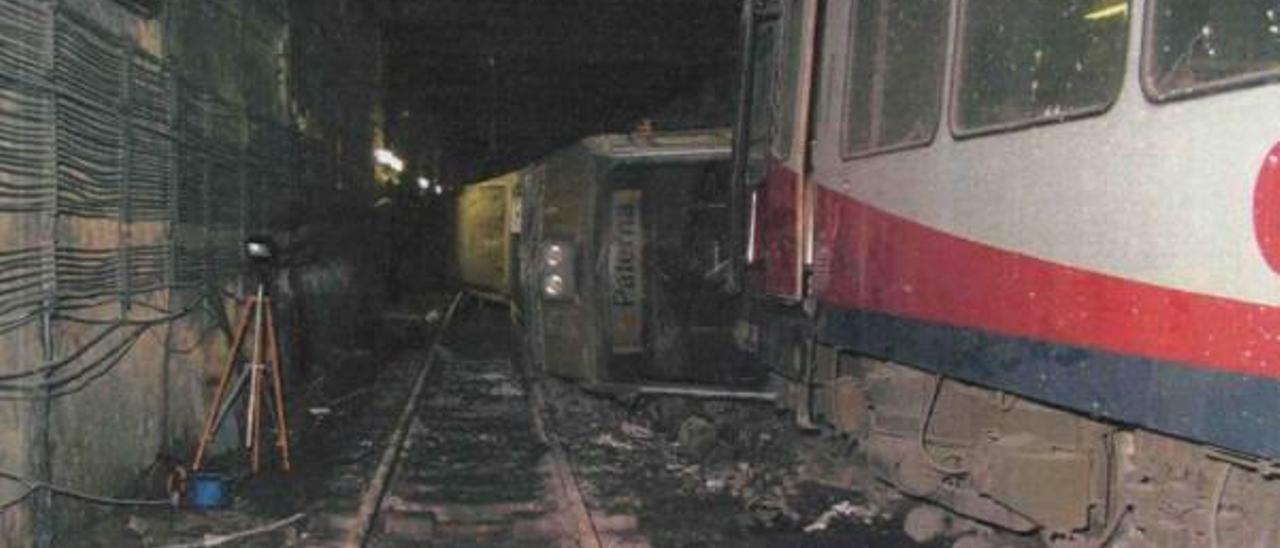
244,235 -> 278,286
191,234 -> 292,475
244,235 -> 275,264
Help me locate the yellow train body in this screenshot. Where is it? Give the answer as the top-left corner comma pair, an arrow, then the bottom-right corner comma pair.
454,171 -> 520,301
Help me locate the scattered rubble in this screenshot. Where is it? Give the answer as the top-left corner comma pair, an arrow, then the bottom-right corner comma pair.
594,433 -> 637,452
803,500 -> 883,532
675,416 -> 717,459
621,421 -> 654,441
903,504 -> 950,543
55,304 -> 1044,547
539,377 -> 956,547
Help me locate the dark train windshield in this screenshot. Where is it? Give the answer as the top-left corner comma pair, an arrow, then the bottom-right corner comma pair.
1145,0 -> 1280,100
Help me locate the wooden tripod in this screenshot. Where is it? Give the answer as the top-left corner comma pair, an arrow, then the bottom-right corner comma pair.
192,283 -> 291,474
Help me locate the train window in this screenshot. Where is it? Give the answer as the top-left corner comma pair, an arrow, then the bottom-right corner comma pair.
843,0 -> 950,157
953,0 -> 1129,134
1144,0 -> 1280,101
747,19 -> 778,183
772,0 -> 807,159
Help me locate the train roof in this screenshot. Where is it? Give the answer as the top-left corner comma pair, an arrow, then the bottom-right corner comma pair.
580,128 -> 732,161
462,170 -> 520,190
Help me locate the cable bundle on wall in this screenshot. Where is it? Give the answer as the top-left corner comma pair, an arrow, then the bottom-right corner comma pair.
0,0 -> 52,81
205,96 -> 244,285
0,247 -> 52,336
206,96 -> 243,231
125,50 -> 174,224
0,0 -> 53,344
0,0 -> 360,526
0,0 -> 308,397
0,295 -> 205,398
0,0 -> 54,216
53,247 -> 120,310
0,83 -> 55,215
173,78 -> 210,288
54,9 -> 125,220
125,244 -> 168,295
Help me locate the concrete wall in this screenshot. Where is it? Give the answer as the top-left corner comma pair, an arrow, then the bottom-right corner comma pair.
0,0 -> 384,545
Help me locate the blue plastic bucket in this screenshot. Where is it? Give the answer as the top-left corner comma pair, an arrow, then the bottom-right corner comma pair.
187,472 -> 230,509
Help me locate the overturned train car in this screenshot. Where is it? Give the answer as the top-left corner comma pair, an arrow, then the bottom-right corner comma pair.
456,130 -> 756,387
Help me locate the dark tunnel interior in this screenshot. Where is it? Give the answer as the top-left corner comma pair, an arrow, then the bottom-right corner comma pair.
5,0 -> 1272,547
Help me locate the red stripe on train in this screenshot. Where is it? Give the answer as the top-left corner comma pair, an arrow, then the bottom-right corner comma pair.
813,185 -> 1280,377
760,166 -> 800,298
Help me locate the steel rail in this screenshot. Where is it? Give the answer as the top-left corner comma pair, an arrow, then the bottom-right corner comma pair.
525,363 -> 604,548
342,291 -> 466,548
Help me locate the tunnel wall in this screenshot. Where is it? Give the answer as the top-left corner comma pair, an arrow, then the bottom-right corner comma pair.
0,0 -> 383,545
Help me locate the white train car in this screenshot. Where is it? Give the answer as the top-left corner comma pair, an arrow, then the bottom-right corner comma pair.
741,0 -> 1280,545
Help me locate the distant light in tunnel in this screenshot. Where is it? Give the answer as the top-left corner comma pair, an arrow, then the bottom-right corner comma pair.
374,148 -> 405,172
1084,3 -> 1127,20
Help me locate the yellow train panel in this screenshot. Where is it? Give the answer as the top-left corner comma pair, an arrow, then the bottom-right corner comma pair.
455,171 -> 520,300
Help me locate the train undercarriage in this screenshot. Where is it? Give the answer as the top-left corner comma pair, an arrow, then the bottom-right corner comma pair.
748,307 -> 1280,547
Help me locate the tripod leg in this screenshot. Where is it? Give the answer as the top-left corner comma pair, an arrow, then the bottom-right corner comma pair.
265,304 -> 291,471
249,287 -> 267,473
251,366 -> 263,474
193,298 -> 255,471
209,366 -> 253,444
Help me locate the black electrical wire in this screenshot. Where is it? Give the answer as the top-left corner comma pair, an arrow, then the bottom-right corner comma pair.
34,294 -> 208,398
0,468 -> 169,508
0,329 -> 146,398
0,323 -> 123,382
0,312 -> 42,337
0,297 -> 50,325
0,294 -> 204,385
0,300 -> 203,396
44,328 -> 143,398
0,485 -> 36,513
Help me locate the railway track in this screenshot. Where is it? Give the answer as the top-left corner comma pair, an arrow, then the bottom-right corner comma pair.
304,293 -> 612,547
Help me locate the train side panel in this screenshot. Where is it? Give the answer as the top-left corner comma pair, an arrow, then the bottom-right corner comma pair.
742,0 -> 1280,543
455,172 -> 520,301
808,0 -> 1280,458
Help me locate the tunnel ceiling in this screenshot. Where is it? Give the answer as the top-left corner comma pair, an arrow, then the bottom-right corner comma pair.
379,0 -> 741,183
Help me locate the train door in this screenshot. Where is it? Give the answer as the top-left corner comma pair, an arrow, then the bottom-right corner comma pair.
743,0 -> 818,301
